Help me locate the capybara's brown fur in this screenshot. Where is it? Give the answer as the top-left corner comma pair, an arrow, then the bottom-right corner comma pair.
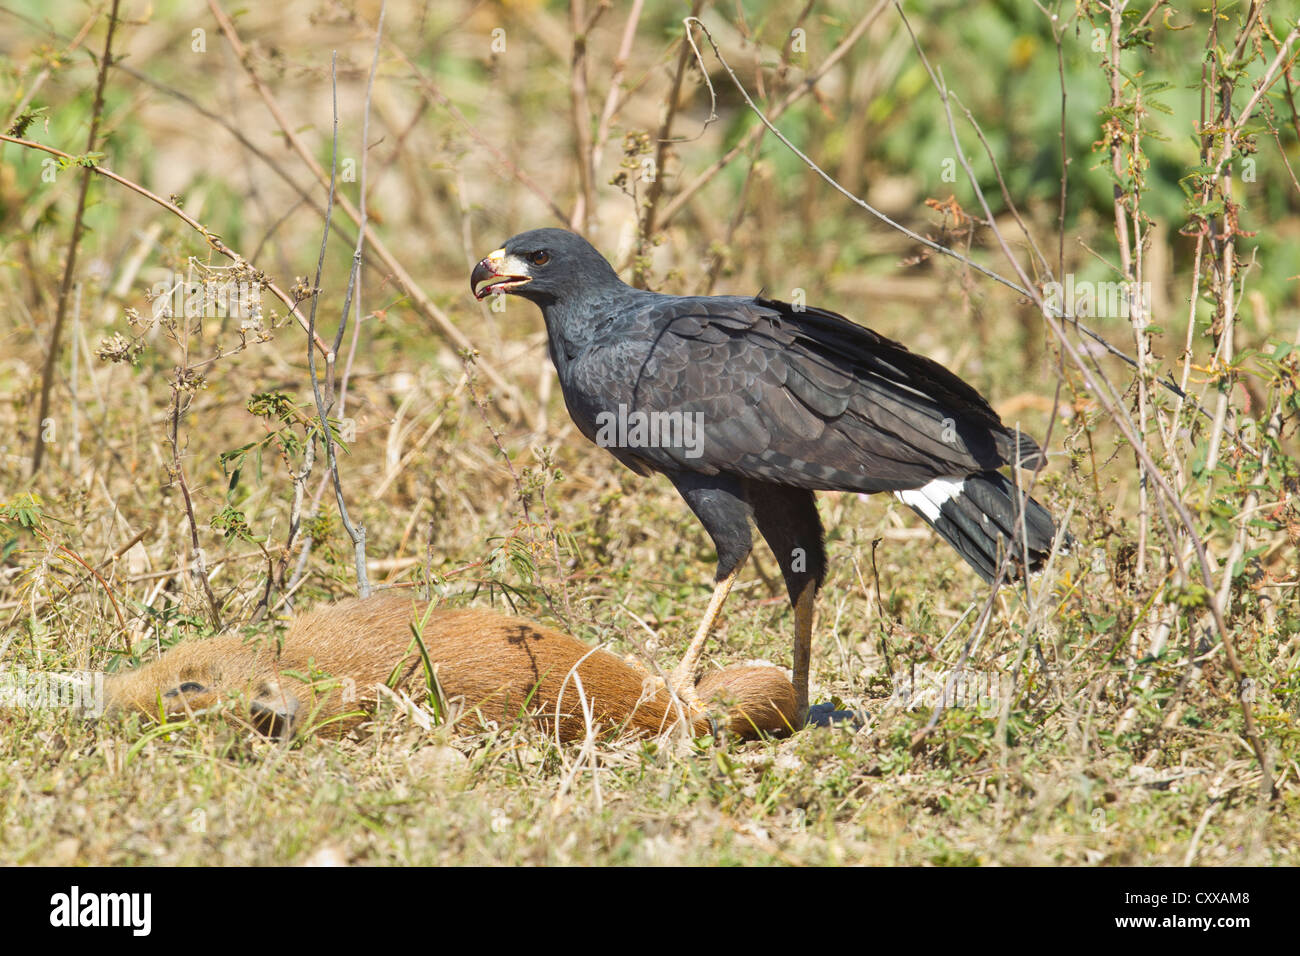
103,594 -> 797,741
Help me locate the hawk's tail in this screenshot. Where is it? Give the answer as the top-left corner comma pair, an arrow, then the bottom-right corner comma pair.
895,472 -> 1063,583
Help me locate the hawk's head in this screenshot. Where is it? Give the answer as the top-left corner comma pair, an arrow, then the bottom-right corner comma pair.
471,228 -> 620,306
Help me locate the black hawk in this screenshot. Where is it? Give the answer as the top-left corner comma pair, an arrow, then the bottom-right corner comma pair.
472,228 -> 1062,723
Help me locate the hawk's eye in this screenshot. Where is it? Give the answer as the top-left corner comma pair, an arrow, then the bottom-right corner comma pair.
529,251 -> 550,266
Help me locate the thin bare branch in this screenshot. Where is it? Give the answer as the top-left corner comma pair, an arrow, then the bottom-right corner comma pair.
205,0 -> 528,425
0,133 -> 330,355
31,0 -> 121,476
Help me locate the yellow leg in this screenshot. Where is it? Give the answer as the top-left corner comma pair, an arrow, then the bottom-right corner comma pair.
791,578 -> 816,721
669,560 -> 746,702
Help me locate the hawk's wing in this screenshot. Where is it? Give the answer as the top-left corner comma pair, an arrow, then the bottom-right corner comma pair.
572,295 -> 1041,491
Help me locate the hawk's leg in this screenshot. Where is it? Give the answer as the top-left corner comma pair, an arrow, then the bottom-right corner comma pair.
668,558 -> 747,707
665,473 -> 753,712
747,482 -> 826,723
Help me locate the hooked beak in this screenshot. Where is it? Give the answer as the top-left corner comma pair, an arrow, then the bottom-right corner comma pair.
471,248 -> 533,299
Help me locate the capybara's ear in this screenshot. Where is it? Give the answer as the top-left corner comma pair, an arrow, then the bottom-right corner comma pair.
248,679 -> 301,740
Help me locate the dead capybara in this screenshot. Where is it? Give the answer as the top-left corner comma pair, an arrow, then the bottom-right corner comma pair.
102,594 -> 797,741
